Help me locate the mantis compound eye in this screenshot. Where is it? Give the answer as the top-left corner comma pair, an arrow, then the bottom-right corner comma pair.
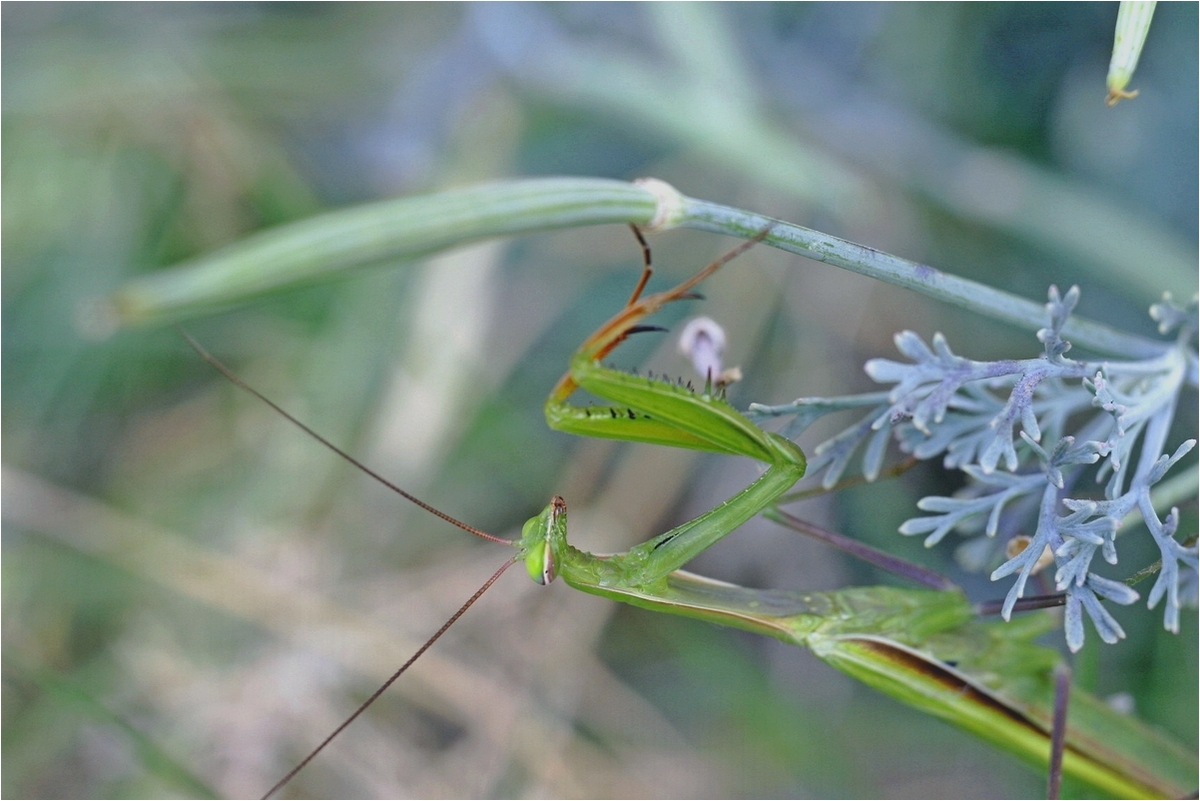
520,497 -> 563,586
525,540 -> 556,585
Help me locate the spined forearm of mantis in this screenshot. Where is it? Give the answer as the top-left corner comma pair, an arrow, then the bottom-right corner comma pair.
188,226 -> 1196,799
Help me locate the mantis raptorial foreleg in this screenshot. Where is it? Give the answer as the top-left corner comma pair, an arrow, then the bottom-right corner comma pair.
530,225 -> 806,588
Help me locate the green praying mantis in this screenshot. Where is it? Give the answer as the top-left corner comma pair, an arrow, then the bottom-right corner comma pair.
187,227 -> 1196,800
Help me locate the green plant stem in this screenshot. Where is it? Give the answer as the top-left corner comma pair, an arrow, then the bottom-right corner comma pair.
680,196 -> 1168,360
104,178 -> 1168,360
104,178 -> 657,327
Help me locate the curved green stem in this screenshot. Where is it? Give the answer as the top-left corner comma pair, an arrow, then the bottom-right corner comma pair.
104,178 -> 657,327
105,177 -> 1167,359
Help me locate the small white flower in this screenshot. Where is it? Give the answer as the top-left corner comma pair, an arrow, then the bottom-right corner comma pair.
679,316 -> 741,389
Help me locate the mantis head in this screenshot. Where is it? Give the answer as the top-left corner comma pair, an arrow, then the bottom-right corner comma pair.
522,495 -> 567,585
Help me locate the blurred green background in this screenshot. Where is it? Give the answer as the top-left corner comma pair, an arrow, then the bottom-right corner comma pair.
3,3 -> 1196,798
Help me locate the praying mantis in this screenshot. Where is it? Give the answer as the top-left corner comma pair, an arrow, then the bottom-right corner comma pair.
188,227 -> 1195,799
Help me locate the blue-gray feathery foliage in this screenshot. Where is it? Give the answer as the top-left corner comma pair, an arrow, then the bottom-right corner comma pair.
750,288 -> 1198,651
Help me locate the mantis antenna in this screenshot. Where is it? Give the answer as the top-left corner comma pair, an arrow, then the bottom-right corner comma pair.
179,330 -> 523,798
260,559 -> 518,799
180,328 -> 512,548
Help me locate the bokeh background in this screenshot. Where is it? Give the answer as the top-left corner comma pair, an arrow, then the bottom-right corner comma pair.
3,3 -> 1196,798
